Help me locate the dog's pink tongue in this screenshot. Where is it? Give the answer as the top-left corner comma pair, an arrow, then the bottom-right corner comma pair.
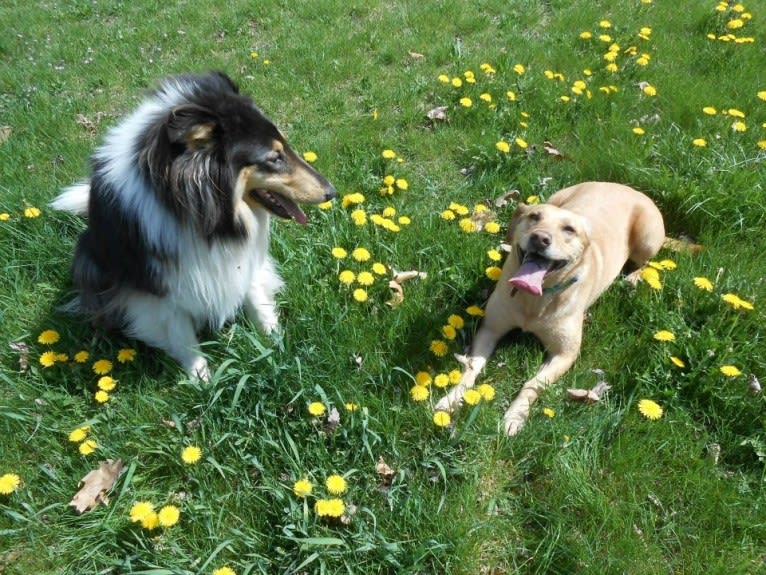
288,205 -> 308,226
508,259 -> 548,296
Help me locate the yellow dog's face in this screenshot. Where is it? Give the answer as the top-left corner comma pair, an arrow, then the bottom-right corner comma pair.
509,202 -> 591,274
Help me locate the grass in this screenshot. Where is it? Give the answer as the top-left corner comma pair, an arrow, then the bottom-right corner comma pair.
1,0 -> 765,573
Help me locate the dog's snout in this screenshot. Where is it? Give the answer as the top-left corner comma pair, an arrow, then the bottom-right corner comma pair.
530,231 -> 552,250
323,184 -> 337,201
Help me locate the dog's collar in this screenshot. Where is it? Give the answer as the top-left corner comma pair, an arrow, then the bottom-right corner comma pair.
510,275 -> 579,297
542,275 -> 579,295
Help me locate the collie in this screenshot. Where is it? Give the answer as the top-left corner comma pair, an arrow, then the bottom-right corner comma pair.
52,71 -> 336,379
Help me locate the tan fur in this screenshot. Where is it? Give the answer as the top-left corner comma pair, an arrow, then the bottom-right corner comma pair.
435,182 -> 665,435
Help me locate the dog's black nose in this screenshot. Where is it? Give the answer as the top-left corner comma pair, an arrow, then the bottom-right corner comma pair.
324,184 -> 337,201
530,231 -> 551,250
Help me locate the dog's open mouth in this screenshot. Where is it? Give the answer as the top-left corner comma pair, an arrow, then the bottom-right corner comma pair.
249,189 -> 308,225
508,250 -> 567,296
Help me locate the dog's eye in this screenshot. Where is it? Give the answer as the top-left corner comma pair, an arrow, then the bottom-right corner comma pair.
264,151 -> 286,169
562,224 -> 576,234
528,212 -> 542,222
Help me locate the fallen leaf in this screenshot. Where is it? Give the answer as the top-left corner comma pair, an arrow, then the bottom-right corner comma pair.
8,342 -> 29,373
542,140 -> 566,159
376,456 -> 395,493
408,50 -> 425,60
69,459 -> 123,514
567,380 -> 611,403
387,280 -> 405,307
494,189 -> 520,208
426,106 -> 448,122
0,126 -> 12,145
325,407 -> 341,433
340,503 -> 357,525
663,236 -> 703,253
470,207 -> 497,230
748,374 -> 761,395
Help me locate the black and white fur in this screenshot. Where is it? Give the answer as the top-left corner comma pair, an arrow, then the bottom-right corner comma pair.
52,71 -> 336,379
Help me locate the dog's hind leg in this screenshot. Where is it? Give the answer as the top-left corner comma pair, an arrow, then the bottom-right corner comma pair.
124,296 -> 210,380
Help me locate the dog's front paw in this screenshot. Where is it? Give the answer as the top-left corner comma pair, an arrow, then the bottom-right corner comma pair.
188,356 -> 211,382
434,390 -> 463,413
502,412 -> 527,436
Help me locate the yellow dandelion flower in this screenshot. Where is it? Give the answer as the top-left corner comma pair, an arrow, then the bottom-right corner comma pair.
430,340 -> 448,357
213,568 -> 237,575
158,505 -> 180,528
345,402 -> 359,411
441,209 -> 456,221
141,512 -> 159,530
640,267 -> 662,290
653,330 -> 675,342
720,365 -> 742,377
496,140 -> 511,153
331,247 -> 348,259
326,474 -> 347,495
693,277 -> 714,291
542,407 -> 556,418
314,497 -> 345,518
410,384 -> 430,402
0,473 -> 21,495
722,293 -> 754,310
485,266 -> 502,281
449,202 -> 469,215
129,501 -> 155,523
0,213 -> 10,221
459,97 -> 473,108
447,314 -> 464,329
68,426 -> 90,443
632,127 -> 645,135
758,91 -> 766,101
479,93 -> 492,103
79,439 -> 98,455
757,140 -> 766,150
466,305 -> 484,317
92,359 -> 113,375
350,209 -> 367,226
727,18 -> 744,30
356,271 -> 374,287
599,19 -> 612,28
506,90 -> 517,102
352,288 -> 368,302
293,478 -> 313,498
338,270 -> 356,285
487,249 -> 502,261
37,330 -> 60,345
515,137 -> 528,149
692,138 -> 707,147
459,218 -> 476,233
464,389 -> 482,405
71,350 -> 88,363
415,371 -> 432,386
702,106 -> 717,115
670,356 -> 686,368
369,262 -> 386,276
433,373 -> 450,388
732,120 -> 747,132
642,85 -> 657,96
449,369 -> 462,384
308,402 -> 326,417
433,411 -> 451,427
39,351 -> 57,368
513,63 -> 525,75
351,247 -> 371,262
441,325 -> 457,340
638,399 -> 663,420
94,390 -> 110,404
484,221 -> 501,234
181,445 -> 202,464
395,178 -> 408,190
302,151 -> 318,163
97,376 -> 116,391
318,200 -> 333,210
55,353 -> 68,363
24,207 -> 41,218
477,384 -> 496,401
398,216 -> 411,225
117,348 -> 136,363
580,31 -> 593,39
437,74 -> 450,83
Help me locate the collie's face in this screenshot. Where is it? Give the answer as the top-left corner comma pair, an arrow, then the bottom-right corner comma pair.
162,72 -> 336,227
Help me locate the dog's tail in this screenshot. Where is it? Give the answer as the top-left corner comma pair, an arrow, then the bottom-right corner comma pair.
50,181 -> 90,216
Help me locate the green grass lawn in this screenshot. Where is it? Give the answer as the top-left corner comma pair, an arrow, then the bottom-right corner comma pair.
2,0 -> 765,573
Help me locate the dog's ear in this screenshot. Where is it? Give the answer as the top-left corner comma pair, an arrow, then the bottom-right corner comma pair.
167,105 -> 218,150
506,202 -> 529,243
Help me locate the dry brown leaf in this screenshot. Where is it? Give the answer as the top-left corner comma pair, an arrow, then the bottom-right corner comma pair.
376,456 -> 395,480
408,50 -> 425,60
494,189 -> 520,208
663,236 -> 703,253
567,380 -> 611,404
0,126 -> 12,145
8,342 -> 29,373
470,208 -> 497,230
325,406 -> 341,433
426,106 -> 448,122
69,459 -> 123,514
387,280 -> 405,307
543,140 -> 566,159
